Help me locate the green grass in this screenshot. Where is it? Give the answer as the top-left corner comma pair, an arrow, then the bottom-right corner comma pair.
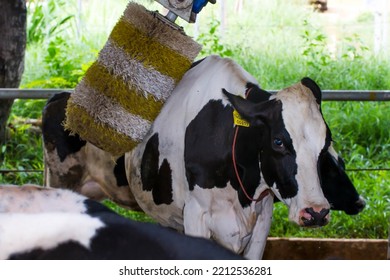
2,0 -> 389,239
103,200 -> 155,223
0,118 -> 44,186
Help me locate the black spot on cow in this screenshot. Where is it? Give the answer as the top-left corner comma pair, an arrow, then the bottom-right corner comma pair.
141,133 -> 173,205
185,90 -> 267,207
232,126 -> 263,205
56,164 -> 84,191
301,77 -> 322,105
9,240 -> 92,260
84,198 -> 117,215
141,134 -> 159,191
42,92 -> 86,162
318,151 -> 365,215
245,82 -> 271,103
190,57 -> 207,69
113,156 -> 129,187
185,100 -> 233,191
260,126 -> 299,199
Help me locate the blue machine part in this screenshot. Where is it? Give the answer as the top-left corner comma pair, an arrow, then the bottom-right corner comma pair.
192,0 -> 210,14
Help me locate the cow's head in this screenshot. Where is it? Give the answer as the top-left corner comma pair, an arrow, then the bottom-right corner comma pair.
319,144 -> 366,215
223,77 -> 331,227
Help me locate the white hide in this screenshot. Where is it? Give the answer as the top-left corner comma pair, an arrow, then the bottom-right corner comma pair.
0,184 -> 87,213
0,212 -> 103,259
272,83 -> 330,225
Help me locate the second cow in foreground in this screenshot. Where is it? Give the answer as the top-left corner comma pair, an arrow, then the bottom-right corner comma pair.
0,185 -> 242,260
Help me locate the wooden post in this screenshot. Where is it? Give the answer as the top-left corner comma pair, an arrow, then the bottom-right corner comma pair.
0,0 -> 27,145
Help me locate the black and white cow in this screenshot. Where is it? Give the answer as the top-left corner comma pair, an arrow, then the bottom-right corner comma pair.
123,55 -> 363,259
42,55 -> 365,259
0,185 -> 243,260
42,78 -> 365,217
42,92 -> 141,210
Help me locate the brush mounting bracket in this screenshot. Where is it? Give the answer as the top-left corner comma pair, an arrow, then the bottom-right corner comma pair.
155,0 -> 216,23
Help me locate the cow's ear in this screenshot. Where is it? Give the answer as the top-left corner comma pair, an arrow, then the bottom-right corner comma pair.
222,88 -> 274,127
301,77 -> 322,105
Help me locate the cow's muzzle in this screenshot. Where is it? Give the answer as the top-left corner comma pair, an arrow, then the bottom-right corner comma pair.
355,197 -> 366,212
300,207 -> 330,227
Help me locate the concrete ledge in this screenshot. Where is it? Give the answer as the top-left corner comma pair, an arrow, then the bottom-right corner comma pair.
263,237 -> 388,260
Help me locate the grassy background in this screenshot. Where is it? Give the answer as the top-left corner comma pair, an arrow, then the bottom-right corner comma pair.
1,0 -> 389,239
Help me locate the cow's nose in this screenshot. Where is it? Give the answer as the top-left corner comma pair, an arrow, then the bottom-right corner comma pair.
355,197 -> 366,212
301,207 -> 330,227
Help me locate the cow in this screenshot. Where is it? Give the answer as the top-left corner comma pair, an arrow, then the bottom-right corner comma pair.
41,95 -> 365,216
42,92 -> 141,210
41,55 -> 365,259
0,184 -> 243,260
122,55 -> 363,259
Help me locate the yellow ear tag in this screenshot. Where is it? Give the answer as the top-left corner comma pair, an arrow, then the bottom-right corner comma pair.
233,110 -> 250,127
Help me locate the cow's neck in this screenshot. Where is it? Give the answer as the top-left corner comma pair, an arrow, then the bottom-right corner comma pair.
230,84 -> 271,207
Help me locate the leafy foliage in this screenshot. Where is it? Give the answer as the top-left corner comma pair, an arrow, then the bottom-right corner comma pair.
27,0 -> 74,44
0,119 -> 44,186
197,17 -> 234,57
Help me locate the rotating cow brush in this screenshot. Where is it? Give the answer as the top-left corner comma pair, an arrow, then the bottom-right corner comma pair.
65,1 -> 213,156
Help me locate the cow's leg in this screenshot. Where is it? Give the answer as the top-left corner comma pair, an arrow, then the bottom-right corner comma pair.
183,197 -> 211,239
85,144 -> 141,210
184,193 -> 250,254
243,194 -> 274,260
80,181 -> 107,201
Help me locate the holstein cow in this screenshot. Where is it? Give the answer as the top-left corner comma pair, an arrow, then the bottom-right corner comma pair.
42,81 -> 365,217
41,56 -> 365,259
0,185 -> 243,260
123,55 -> 361,259
42,92 -> 141,210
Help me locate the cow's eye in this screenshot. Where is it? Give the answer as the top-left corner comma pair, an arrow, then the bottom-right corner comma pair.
274,138 -> 283,147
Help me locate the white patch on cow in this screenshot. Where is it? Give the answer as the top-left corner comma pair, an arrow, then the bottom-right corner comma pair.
273,82 -> 330,224
244,192 -> 274,259
0,185 -> 87,213
0,212 -> 104,259
183,183 -> 271,254
327,142 -> 339,159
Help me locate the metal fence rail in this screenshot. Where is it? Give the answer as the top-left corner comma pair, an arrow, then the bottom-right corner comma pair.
1,88 -> 390,101
0,88 -> 389,176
